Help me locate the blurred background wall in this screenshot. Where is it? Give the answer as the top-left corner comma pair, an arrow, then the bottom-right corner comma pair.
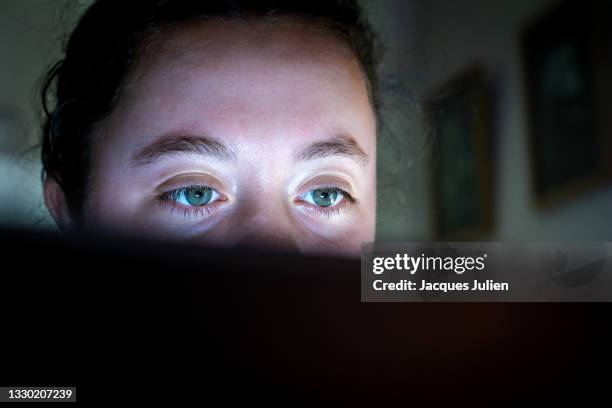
368,0 -> 612,241
0,0 -> 610,240
0,0 -> 87,227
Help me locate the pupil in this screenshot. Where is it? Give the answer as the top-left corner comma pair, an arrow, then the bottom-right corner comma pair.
185,187 -> 211,206
313,188 -> 337,207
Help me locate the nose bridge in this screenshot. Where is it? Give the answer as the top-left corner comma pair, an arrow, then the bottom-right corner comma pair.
231,194 -> 300,252
237,229 -> 298,252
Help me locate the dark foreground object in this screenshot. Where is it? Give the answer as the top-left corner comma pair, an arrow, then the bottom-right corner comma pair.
0,226 -> 610,405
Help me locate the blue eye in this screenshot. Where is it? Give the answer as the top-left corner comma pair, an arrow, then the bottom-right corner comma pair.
300,187 -> 345,207
164,186 -> 221,207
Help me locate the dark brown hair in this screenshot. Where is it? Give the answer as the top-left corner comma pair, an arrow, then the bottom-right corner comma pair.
40,0 -> 384,217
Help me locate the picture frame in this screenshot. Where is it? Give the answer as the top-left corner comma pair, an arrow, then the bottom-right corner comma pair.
520,0 -> 612,208
425,66 -> 493,240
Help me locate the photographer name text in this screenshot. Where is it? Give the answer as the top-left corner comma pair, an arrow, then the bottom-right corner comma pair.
372,279 -> 509,292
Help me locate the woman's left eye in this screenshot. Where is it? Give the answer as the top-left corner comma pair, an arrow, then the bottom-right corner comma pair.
299,187 -> 346,207
162,185 -> 221,207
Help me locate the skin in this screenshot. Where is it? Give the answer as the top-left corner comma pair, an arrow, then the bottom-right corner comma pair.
46,20 -> 377,257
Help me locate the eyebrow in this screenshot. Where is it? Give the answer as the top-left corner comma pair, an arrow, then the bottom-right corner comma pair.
132,132 -> 368,166
132,133 -> 238,165
295,135 -> 369,166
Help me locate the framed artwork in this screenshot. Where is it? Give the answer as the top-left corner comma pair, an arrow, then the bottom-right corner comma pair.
521,0 -> 612,208
425,66 -> 493,240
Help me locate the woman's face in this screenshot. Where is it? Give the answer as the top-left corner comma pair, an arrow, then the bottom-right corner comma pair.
83,20 -> 377,256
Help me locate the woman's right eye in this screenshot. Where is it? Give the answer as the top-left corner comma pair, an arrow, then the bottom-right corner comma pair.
170,186 -> 220,207
160,185 -> 222,208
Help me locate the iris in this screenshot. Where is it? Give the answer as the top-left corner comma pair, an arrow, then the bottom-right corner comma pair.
165,186 -> 217,207
183,186 -> 213,206
310,188 -> 339,207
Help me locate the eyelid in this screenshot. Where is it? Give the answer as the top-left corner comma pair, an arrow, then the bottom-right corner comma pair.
291,174 -> 356,199
156,172 -> 228,195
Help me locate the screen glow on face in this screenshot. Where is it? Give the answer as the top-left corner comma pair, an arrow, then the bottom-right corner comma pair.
157,178 -> 356,220
145,159 -> 364,225
84,21 -> 377,255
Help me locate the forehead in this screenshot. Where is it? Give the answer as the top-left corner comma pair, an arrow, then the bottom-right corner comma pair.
109,20 -> 376,152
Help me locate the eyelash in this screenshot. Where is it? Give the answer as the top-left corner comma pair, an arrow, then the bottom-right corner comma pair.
158,185 -> 357,219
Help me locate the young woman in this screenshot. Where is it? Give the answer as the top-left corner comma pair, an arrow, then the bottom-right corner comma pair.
41,0 -> 384,256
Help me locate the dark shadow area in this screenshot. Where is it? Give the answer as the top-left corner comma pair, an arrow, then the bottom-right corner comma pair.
1,226 -> 611,405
